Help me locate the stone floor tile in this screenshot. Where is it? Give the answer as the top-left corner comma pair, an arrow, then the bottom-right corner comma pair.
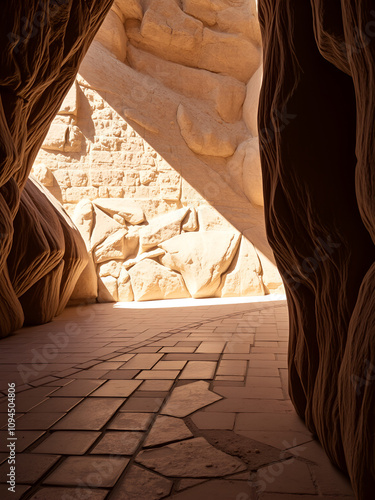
195,342 -> 226,353
143,415 -> 193,447
203,398 -> 293,413
45,378 -> 75,387
13,412 -> 65,430
163,354 -> 220,361
238,431 -> 313,450
159,347 -> 197,353
0,430 -> 45,453
289,441 -> 355,496
121,354 -> 164,370
29,397 -> 83,413
247,368 -> 280,377
90,431 -> 143,455
216,360 -> 247,376
179,361 -> 216,380
235,412 -> 310,434
139,380 -> 174,391
153,360 -> 187,370
0,484 -> 30,500
52,398 -> 124,430
99,370 -> 140,379
1,388 -> 56,413
50,380 -> 105,397
120,397 -> 164,412
90,380 -> 142,397
136,370 -> 180,380
191,411 -> 235,430
136,437 -> 246,477
215,387 -> 284,400
256,458 -> 316,494
28,487 -> 109,500
259,495 -> 354,500
43,456 -> 129,487
246,377 -> 282,388
0,453 -> 60,484
175,478 -> 207,491
94,362 -> 125,370
168,479 -> 256,499
162,381 -> 222,417
108,412 -> 153,431
110,354 -> 135,362
215,376 -> 244,382
224,343 -> 251,354
32,431 -> 100,455
110,464 -> 172,500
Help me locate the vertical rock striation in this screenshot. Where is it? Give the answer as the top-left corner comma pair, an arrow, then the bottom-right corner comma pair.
0,0 -> 113,336
258,1 -> 375,497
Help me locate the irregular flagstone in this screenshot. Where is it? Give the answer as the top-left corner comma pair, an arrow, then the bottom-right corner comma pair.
135,437 -> 246,477
139,207 -> 189,253
160,232 -> 240,298
200,429 -> 293,470
168,479 -> 257,499
143,415 -> 193,448
161,381 -> 222,418
93,198 -> 145,225
111,464 -> 172,500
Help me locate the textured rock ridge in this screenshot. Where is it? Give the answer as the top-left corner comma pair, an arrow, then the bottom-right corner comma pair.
258,1 -> 375,497
0,0 -> 113,336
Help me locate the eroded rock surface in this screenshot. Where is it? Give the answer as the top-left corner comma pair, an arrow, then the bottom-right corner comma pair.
0,0 -> 113,336
258,1 -> 375,496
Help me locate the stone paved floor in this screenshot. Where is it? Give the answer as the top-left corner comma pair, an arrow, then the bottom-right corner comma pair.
0,297 -> 355,499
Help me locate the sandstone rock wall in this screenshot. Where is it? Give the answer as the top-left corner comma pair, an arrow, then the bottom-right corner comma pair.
32,0 -> 283,302
258,1 -> 375,497
0,0 -> 113,337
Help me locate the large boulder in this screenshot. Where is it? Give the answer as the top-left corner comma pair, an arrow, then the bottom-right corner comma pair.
128,259 -> 189,301
160,231 -> 240,297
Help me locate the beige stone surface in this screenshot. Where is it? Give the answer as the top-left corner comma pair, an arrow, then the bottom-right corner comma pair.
118,268 -> 134,301
94,10 -> 127,62
123,248 -> 165,270
127,45 -> 246,123
177,104 -> 239,158
93,198 -> 145,225
94,228 -> 128,264
90,206 -> 124,250
72,199 -> 94,250
219,236 -> 265,297
139,207 -> 189,253
29,0 -> 282,308
160,232 -> 240,298
128,259 -> 190,301
243,65 -> 263,136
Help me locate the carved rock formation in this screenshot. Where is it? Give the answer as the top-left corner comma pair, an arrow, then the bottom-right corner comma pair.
0,0 -> 113,337
31,0 -> 283,303
258,1 -> 375,497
